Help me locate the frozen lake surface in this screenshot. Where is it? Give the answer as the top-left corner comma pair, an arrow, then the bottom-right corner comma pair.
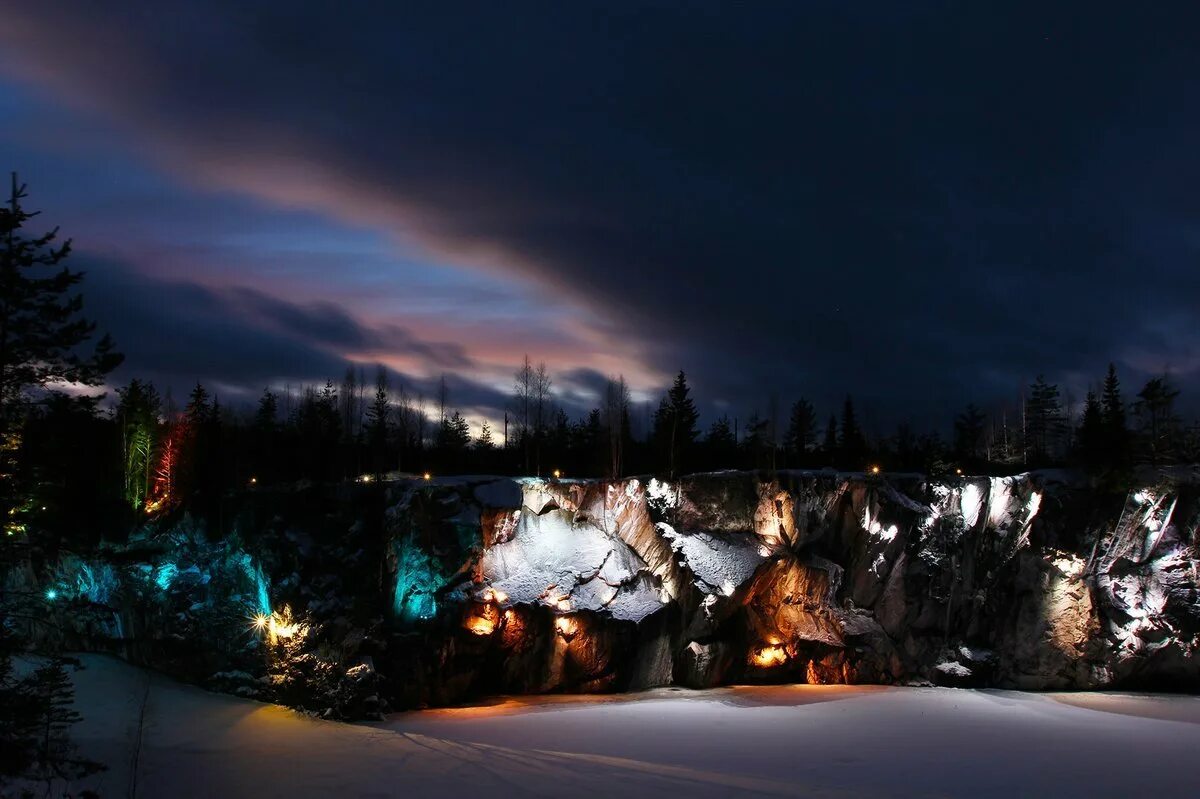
24,655 -> 1200,798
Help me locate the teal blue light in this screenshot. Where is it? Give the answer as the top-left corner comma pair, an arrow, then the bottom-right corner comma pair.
392,534 -> 443,622
75,562 -> 119,604
45,588 -> 57,601
249,560 -> 271,617
154,562 -> 178,591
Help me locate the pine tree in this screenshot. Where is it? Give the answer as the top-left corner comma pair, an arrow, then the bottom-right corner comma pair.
822,415 -> 838,461
650,370 -> 699,477
31,658 -> 102,788
742,412 -> 769,469
184,382 -> 211,427
1134,376 -> 1180,466
581,408 -> 604,474
0,174 -> 122,451
892,422 -> 917,469
476,420 -> 494,450
295,382 -> 341,481
1100,362 -> 1129,468
1076,389 -> 1104,468
603,376 -> 630,478
116,379 -> 160,510
706,414 -> 735,456
251,389 -> 279,483
339,367 -> 359,441
839,396 -> 865,466
437,410 -> 471,454
254,389 -> 278,432
1025,376 -> 1066,463
0,623 -> 41,778
784,398 -> 816,465
953,403 -> 986,463
365,367 -> 391,473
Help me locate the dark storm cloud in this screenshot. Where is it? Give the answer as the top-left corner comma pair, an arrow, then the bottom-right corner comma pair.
4,2 -> 1200,429
81,257 -> 501,409
225,288 -> 473,370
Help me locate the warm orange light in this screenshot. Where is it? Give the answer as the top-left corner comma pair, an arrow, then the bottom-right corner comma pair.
955,467 -> 963,476
870,465 -> 881,475
751,644 -> 788,667
493,589 -> 508,603
249,476 -> 258,485
465,615 -> 496,636
252,614 -> 268,630
555,615 -> 578,637
553,469 -> 561,479
423,472 -> 432,481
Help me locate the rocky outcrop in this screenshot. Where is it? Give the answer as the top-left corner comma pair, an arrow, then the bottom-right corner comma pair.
17,470 -> 1200,714
387,471 -> 1199,701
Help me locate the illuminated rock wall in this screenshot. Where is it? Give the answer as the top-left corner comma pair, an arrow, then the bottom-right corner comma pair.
21,471 -> 1197,715
386,471 -> 1199,700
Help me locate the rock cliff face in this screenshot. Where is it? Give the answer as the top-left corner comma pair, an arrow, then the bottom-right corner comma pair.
387,471 -> 1199,702
17,470 -> 1199,714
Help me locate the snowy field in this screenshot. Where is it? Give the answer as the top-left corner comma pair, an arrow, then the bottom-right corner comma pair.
11,655 -> 1200,798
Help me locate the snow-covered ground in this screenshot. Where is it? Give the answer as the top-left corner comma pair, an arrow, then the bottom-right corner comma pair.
13,655 -> 1200,798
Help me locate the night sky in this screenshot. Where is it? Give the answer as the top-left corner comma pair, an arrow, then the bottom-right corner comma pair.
2,2 -> 1198,433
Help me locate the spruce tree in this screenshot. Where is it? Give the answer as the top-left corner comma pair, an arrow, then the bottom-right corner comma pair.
705,415 -> 735,461
1025,376 -> 1066,463
251,389 -> 279,482
1100,363 -> 1129,468
476,420 -> 494,450
0,175 -> 121,511
1076,389 -> 1104,468
437,410 -> 471,455
784,398 -> 816,465
742,412 -> 769,469
0,623 -> 40,778
953,404 -> 986,463
1134,376 -> 1180,466
650,370 -> 699,477
365,367 -> 391,474
116,379 -> 161,510
254,389 -> 278,431
31,658 -> 101,788
839,396 -> 865,466
822,415 -> 839,461
0,175 -> 121,430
